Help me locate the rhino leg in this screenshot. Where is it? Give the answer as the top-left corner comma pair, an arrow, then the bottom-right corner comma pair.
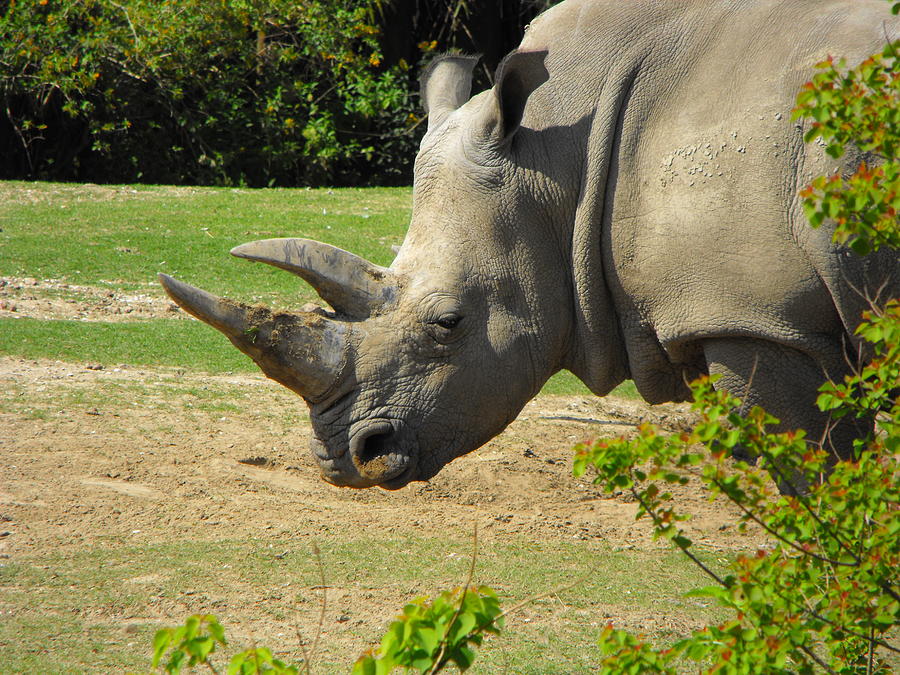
701,338 -> 869,494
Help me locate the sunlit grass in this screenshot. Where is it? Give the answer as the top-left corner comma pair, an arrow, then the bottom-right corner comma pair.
0,536 -> 724,673
0,182 -> 410,304
0,181 -> 640,398
0,317 -> 637,398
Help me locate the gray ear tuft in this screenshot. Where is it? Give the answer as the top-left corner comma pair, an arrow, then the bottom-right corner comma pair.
490,49 -> 549,141
420,54 -> 480,132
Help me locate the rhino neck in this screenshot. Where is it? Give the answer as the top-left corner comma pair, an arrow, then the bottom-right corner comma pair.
518,64 -> 637,396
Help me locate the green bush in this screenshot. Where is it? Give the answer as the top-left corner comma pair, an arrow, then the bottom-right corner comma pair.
352,586 -> 503,674
574,5 -> 900,672
0,0 -> 418,186
148,586 -> 503,674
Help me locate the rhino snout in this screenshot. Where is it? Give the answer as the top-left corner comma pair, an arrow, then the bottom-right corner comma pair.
312,419 -> 414,489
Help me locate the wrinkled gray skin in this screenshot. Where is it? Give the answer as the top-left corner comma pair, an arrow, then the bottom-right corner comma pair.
161,0 -> 899,492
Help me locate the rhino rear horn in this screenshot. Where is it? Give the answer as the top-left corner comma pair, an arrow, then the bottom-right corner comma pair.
230,238 -> 396,319
158,273 -> 348,401
420,54 -> 480,132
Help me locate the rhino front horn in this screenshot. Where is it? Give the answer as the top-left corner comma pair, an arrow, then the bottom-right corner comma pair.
230,238 -> 396,319
158,273 -> 348,402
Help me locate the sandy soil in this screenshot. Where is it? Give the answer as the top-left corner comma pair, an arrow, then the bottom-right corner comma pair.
0,278 -> 772,670
0,276 -> 178,321
2,357 -> 768,556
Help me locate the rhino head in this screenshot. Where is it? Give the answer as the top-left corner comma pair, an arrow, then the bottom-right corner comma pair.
160,50 -> 600,489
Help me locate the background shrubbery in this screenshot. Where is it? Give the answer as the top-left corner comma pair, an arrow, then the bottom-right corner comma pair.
0,0 -> 554,187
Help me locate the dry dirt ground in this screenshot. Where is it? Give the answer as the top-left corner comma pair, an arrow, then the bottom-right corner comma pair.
0,278 -> 772,671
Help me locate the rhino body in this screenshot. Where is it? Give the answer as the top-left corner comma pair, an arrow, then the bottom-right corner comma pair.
161,0 -> 899,491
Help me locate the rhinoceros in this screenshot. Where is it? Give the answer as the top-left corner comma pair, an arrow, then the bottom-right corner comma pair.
160,0 -> 899,490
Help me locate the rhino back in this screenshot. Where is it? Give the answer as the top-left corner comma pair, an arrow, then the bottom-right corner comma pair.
519,0 -> 899,402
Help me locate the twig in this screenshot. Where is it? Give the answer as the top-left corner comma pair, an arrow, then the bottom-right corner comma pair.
799,643 -> 838,674
704,471 -> 858,567
100,55 -> 150,84
868,626 -> 876,675
680,463 -> 898,653
308,543 -> 327,672
5,104 -> 34,175
741,564 -> 900,655
428,522 -> 479,674
498,572 -> 590,620
755,444 -> 861,564
109,0 -> 140,49
629,483 -> 727,586
293,543 -> 327,674
880,582 -> 900,605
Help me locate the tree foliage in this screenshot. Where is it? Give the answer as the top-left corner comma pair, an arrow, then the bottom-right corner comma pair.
1,0 -> 416,186
0,0 -> 554,187
797,41 -> 900,254
575,5 -> 900,671
352,586 -> 503,674
148,587 -> 504,674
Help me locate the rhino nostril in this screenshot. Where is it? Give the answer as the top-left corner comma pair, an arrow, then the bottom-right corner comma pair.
359,430 -> 392,465
350,420 -> 403,478
348,421 -> 409,482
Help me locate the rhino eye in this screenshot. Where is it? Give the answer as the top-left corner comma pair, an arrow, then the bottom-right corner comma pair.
434,314 -> 462,330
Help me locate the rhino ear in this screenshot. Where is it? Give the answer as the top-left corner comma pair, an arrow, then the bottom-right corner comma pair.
478,49 -> 549,145
420,54 -> 480,132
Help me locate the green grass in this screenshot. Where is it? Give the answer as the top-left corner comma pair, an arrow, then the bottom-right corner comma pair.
0,182 -> 409,304
0,316 -> 637,397
0,317 -> 251,372
542,368 -> 639,399
0,181 -> 642,398
0,536 -> 725,673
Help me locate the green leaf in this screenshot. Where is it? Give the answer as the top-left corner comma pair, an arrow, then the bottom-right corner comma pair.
849,236 -> 871,255
416,626 -> 439,655
449,611 -> 477,644
152,629 -> 173,667
454,645 -> 476,670
208,618 -> 227,645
